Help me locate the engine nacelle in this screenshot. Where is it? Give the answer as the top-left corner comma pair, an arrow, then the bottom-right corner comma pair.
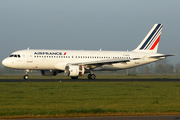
65,65 -> 85,76
41,70 -> 58,76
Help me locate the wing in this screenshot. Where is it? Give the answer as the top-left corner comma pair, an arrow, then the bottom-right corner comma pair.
69,58 -> 139,66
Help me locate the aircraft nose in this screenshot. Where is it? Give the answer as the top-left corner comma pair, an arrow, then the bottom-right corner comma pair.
2,58 -> 10,67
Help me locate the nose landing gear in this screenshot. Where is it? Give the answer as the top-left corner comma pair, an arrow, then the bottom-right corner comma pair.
23,75 -> 29,80
23,69 -> 29,80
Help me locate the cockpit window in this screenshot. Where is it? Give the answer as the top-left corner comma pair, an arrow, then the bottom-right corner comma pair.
9,54 -> 21,58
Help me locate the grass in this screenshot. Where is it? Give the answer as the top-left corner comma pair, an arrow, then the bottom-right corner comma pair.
0,82 -> 180,118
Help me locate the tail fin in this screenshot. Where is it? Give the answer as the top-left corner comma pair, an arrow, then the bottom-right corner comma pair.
133,24 -> 163,53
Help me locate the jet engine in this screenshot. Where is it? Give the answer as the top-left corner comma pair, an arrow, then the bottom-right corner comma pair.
65,65 -> 85,76
41,70 -> 58,76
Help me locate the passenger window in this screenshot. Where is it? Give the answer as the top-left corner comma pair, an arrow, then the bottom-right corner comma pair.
14,55 -> 17,57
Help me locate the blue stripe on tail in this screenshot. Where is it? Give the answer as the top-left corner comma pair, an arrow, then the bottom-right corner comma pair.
144,25 -> 163,50
140,24 -> 161,50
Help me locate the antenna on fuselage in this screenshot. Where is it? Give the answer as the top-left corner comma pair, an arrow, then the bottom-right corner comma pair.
100,48 -> 102,51
27,47 -> 29,50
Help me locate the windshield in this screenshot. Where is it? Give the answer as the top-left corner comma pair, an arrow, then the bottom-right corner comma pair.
9,54 -> 21,58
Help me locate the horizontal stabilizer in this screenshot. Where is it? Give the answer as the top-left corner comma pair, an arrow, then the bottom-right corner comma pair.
150,54 -> 177,58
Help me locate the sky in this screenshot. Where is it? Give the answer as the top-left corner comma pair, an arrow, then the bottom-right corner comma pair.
0,0 -> 180,65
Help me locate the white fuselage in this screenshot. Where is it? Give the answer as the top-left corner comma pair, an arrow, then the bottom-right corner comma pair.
2,49 -> 162,71
1,24 -> 175,80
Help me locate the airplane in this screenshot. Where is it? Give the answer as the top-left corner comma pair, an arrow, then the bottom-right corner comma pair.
2,24 -> 176,80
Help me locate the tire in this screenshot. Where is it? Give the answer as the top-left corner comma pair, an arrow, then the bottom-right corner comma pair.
23,75 -> 29,80
91,74 -> 96,80
88,74 -> 92,79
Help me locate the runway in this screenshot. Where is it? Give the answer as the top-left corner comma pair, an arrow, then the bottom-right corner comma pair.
9,116 -> 180,120
0,78 -> 180,82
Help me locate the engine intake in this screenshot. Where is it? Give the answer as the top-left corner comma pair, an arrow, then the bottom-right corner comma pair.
65,65 -> 84,76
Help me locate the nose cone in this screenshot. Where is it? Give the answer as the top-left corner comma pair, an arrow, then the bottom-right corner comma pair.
2,58 -> 12,68
2,58 -> 8,67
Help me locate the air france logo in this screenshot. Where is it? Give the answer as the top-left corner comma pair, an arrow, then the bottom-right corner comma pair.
34,52 -> 67,55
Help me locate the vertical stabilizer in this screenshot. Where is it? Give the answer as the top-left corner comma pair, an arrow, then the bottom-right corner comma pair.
133,24 -> 163,53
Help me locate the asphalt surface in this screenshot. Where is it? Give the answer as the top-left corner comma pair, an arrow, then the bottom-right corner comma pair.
1,78 -> 180,82
10,116 -> 180,120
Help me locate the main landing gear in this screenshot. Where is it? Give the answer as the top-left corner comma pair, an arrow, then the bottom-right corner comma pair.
23,69 -> 29,80
88,74 -> 96,80
71,74 -> 96,79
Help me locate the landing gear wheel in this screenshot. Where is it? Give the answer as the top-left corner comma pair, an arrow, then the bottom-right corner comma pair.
91,74 -> 96,80
71,76 -> 78,79
87,74 -> 96,80
23,75 -> 29,80
88,74 -> 92,79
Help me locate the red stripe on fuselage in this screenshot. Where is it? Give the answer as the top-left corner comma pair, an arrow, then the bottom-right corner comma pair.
149,35 -> 161,50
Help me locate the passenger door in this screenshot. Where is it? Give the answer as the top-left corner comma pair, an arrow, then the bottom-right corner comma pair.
27,51 -> 33,63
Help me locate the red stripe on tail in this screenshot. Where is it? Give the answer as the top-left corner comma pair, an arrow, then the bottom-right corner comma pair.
149,35 -> 161,50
